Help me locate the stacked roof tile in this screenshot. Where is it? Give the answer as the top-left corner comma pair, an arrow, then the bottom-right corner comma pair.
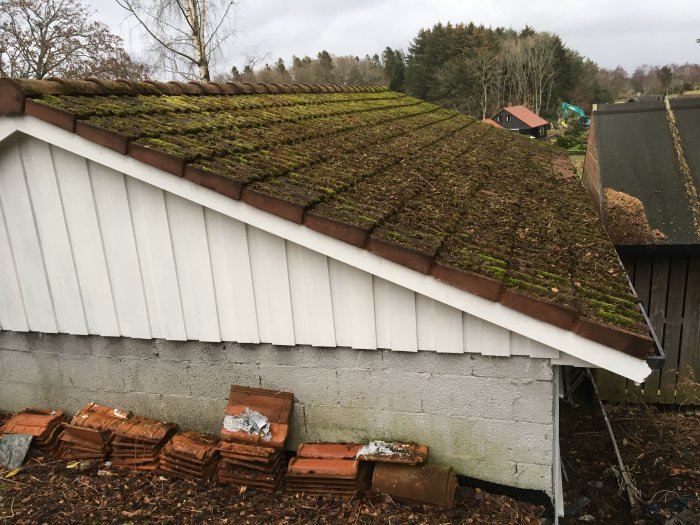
0,78 -> 654,358
217,385 -> 293,490
1,408 -> 67,455
58,403 -> 131,460
110,416 -> 178,470
159,431 -> 220,481
286,444 -> 370,497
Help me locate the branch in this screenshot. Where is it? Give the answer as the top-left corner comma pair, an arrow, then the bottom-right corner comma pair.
114,0 -> 198,64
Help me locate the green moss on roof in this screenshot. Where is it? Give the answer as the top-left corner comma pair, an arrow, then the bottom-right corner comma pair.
32,88 -> 648,338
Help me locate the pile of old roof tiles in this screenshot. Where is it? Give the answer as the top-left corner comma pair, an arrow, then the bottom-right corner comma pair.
1,408 -> 68,456
57,403 -> 131,461
217,385 -> 294,491
159,431 -> 220,482
286,443 -> 370,497
110,416 -> 179,471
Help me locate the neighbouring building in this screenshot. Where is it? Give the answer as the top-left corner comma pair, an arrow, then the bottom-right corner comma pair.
582,98 -> 700,404
0,78 -> 662,517
488,105 -> 550,138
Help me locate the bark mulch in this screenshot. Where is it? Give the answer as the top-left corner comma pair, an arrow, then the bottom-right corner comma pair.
560,381 -> 700,525
0,404 -> 545,525
0,459 -> 547,525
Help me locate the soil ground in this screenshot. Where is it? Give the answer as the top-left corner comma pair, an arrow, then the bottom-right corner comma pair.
560,377 -> 700,525
1,382 -> 699,524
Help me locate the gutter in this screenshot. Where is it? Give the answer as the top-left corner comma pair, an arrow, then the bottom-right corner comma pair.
620,268 -> 666,370
639,299 -> 666,370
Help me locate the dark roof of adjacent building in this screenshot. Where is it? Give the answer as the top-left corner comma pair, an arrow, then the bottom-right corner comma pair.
627,94 -> 665,103
0,78 -> 653,358
593,99 -> 700,247
492,105 -> 549,128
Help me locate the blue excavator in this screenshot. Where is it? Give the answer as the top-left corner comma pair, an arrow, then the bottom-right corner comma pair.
560,102 -> 590,127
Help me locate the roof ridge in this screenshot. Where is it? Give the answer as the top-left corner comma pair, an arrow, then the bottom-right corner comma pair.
0,77 -> 387,102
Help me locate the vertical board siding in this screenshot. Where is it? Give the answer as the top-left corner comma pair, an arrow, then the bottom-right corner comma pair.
510,332 -> 559,359
51,146 -> 119,336
416,296 -> 463,353
126,177 -> 187,341
0,140 -> 605,365
373,277 -> 417,352
88,161 -> 151,339
285,242 -> 336,347
20,137 -> 87,335
0,140 -> 56,333
328,259 -> 377,350
678,258 -> 700,401
205,209 -> 260,344
658,258 -> 687,402
247,226 -> 295,346
464,313 -> 511,356
0,190 -> 28,331
598,255 -> 700,405
164,193 -> 220,342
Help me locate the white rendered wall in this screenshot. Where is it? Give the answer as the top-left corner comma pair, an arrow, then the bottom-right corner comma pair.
0,134 -> 584,365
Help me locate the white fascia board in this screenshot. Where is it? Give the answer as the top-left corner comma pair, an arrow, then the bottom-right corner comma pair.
12,115 -> 653,382
0,118 -> 18,144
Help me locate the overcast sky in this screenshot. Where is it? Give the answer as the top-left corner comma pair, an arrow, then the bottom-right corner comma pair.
87,0 -> 699,75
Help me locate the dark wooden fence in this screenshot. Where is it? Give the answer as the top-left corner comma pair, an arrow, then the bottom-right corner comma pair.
596,255 -> 700,404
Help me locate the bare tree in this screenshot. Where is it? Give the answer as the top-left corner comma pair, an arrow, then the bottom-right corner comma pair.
500,34 -> 557,114
464,48 -> 500,119
114,0 -> 238,81
0,0 -> 148,79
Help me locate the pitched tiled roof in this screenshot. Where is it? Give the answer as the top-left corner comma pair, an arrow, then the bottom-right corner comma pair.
494,105 -> 549,128
0,78 -> 652,358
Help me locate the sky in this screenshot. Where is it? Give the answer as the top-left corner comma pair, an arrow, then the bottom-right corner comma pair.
86,0 -> 700,75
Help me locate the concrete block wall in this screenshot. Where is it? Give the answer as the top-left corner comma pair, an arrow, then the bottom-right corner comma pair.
0,331 -> 555,493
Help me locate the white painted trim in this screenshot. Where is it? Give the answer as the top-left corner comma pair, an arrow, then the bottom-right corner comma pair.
0,119 -> 17,144
3,115 -> 653,382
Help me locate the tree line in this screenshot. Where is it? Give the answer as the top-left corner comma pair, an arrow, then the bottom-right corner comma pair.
2,0 -> 698,122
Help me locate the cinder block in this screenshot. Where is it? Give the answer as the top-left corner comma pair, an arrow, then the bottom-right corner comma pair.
90,336 -> 155,359
257,365 -> 338,406
335,369 -> 427,412
470,355 -> 553,381
0,348 -> 62,385
0,380 -> 60,412
153,339 -> 227,363
130,358 -> 190,396
59,355 -> 137,393
187,361 -> 259,398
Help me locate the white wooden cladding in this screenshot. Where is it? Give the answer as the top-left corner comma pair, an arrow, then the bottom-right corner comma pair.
0,135 -> 567,360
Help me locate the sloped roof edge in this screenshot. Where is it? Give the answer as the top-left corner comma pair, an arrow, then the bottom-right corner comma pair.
0,78 -> 654,365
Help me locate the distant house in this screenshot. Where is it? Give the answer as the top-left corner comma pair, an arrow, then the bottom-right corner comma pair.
582,98 -> 700,405
490,105 -> 550,138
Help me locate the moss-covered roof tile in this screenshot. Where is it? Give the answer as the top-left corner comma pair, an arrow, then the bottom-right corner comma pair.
0,78 -> 654,358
